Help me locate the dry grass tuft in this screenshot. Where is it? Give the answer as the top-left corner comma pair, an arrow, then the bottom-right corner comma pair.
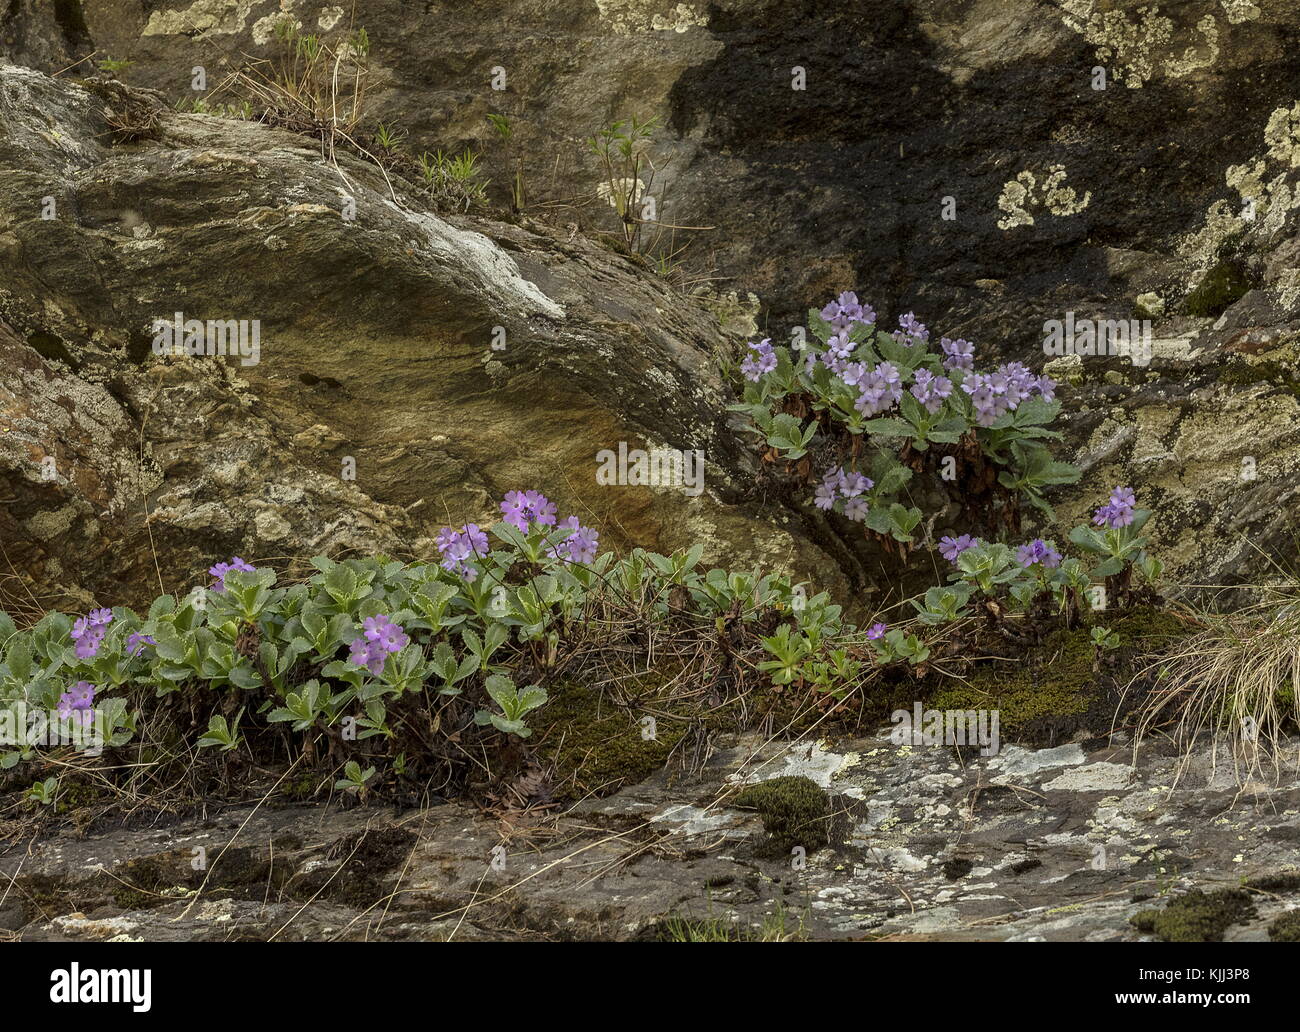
1131,592 -> 1300,784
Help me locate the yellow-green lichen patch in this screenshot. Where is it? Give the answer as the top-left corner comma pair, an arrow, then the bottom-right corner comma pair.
731,775 -> 829,855
1130,888 -> 1256,941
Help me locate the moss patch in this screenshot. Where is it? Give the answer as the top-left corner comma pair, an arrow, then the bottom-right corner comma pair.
1244,870 -> 1300,894
732,775 -> 829,855
1130,888 -> 1257,942
537,676 -> 686,796
1185,260 -> 1251,317
928,607 -> 1191,744
1268,911 -> 1300,942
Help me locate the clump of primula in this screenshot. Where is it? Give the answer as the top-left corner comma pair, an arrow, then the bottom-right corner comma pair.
939,534 -> 980,563
209,557 -> 256,593
732,292 -> 1079,541
1092,486 -> 1137,529
436,523 -> 489,581
741,338 -> 777,381
126,632 -> 155,657
57,681 -> 96,726
349,614 -> 410,675
548,515 -> 600,564
1016,538 -> 1062,569
71,609 -> 112,660
915,489 -> 1161,627
501,490 -> 557,531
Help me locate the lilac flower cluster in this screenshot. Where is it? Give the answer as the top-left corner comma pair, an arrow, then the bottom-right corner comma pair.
349,614 -> 410,676
71,608 -> 112,660
939,337 -> 974,372
814,466 -> 873,522
548,515 -> 600,564
437,491 -> 602,578
909,368 -> 954,413
853,361 -> 903,417
1093,486 -> 1137,529
501,490 -> 557,532
740,338 -> 777,382
938,534 -> 979,563
436,523 -> 489,582
892,312 -> 929,347
820,291 -> 876,333
210,556 -> 256,593
57,680 -> 96,725
960,363 -> 1056,427
1016,538 -> 1062,569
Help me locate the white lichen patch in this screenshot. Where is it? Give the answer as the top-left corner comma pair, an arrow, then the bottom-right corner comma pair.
1042,762 -> 1135,792
996,165 -> 1090,230
318,5 -> 345,30
1058,2 -> 1222,88
595,0 -> 707,35
1180,102 -> 1300,274
1220,0 -> 1261,24
143,0 -> 263,38
729,740 -> 857,789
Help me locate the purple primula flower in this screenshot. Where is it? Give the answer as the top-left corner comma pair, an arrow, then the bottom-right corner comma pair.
855,362 -> 904,416
1016,538 -> 1062,569
57,680 -> 96,726
814,466 -> 873,513
1035,374 -> 1057,402
820,291 -> 876,332
349,614 -> 408,676
843,495 -> 870,522
501,490 -> 558,532
867,622 -> 888,640
838,360 -> 868,387
892,312 -> 929,346
209,556 -> 256,593
910,368 -> 954,414
71,609 -> 113,660
825,331 -> 856,361
1093,487 -> 1137,529
126,632 -> 155,657
739,338 -> 777,382
960,373 -> 1008,427
938,534 -> 979,563
548,515 -> 600,564
939,337 -> 974,372
436,523 -> 490,581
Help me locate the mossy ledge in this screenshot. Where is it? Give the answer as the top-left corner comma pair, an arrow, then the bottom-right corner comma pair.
1129,889 -> 1257,942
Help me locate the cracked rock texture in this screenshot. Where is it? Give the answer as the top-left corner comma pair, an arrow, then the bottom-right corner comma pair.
5,2 -> 1300,593
0,65 -> 843,609
5,732 -> 1297,941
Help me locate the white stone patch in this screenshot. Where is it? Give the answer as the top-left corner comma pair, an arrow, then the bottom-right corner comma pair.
728,740 -> 858,788
387,200 -> 564,321
648,804 -> 738,836
988,743 -> 1085,782
1042,762 -> 1135,792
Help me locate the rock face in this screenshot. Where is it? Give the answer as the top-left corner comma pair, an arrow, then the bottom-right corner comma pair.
7,732 -> 1299,941
5,1 -> 1300,593
0,65 -> 842,609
